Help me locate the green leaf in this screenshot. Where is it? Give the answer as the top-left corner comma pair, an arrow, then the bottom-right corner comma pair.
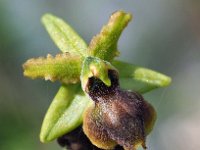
42,13 -> 87,56
113,60 -> 171,93
40,84 -> 91,142
23,53 -> 82,84
88,10 -> 132,61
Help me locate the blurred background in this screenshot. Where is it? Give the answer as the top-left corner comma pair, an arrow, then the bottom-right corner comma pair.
0,0 -> 200,150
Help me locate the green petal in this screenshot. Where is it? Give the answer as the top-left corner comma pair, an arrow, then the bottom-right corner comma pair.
88,10 -> 132,61
40,84 -> 91,142
23,53 -> 82,84
113,60 -> 171,93
42,13 -> 87,56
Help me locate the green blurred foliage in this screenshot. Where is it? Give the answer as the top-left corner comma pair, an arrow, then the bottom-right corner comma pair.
0,0 -> 200,150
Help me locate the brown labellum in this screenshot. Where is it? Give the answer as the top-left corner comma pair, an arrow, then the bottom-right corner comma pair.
57,126 -> 124,150
83,70 -> 156,150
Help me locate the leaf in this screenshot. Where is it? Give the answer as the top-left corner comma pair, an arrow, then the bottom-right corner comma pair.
113,60 -> 171,93
40,84 -> 91,142
42,14 -> 87,56
88,10 -> 132,61
23,53 -> 82,84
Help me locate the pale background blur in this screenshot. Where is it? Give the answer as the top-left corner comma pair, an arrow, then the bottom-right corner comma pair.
0,0 -> 200,150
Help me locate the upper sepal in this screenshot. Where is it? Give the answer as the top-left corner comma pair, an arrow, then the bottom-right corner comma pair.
42,13 -> 88,56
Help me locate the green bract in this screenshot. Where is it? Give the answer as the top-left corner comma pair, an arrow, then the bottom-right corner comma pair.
22,10 -> 171,143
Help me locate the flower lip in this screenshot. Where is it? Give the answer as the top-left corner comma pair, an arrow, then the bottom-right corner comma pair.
86,69 -> 119,102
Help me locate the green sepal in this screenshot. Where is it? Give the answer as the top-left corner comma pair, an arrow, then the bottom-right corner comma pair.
113,60 -> 171,93
42,14 -> 87,56
23,53 -> 82,84
88,10 -> 132,61
40,84 -> 91,142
